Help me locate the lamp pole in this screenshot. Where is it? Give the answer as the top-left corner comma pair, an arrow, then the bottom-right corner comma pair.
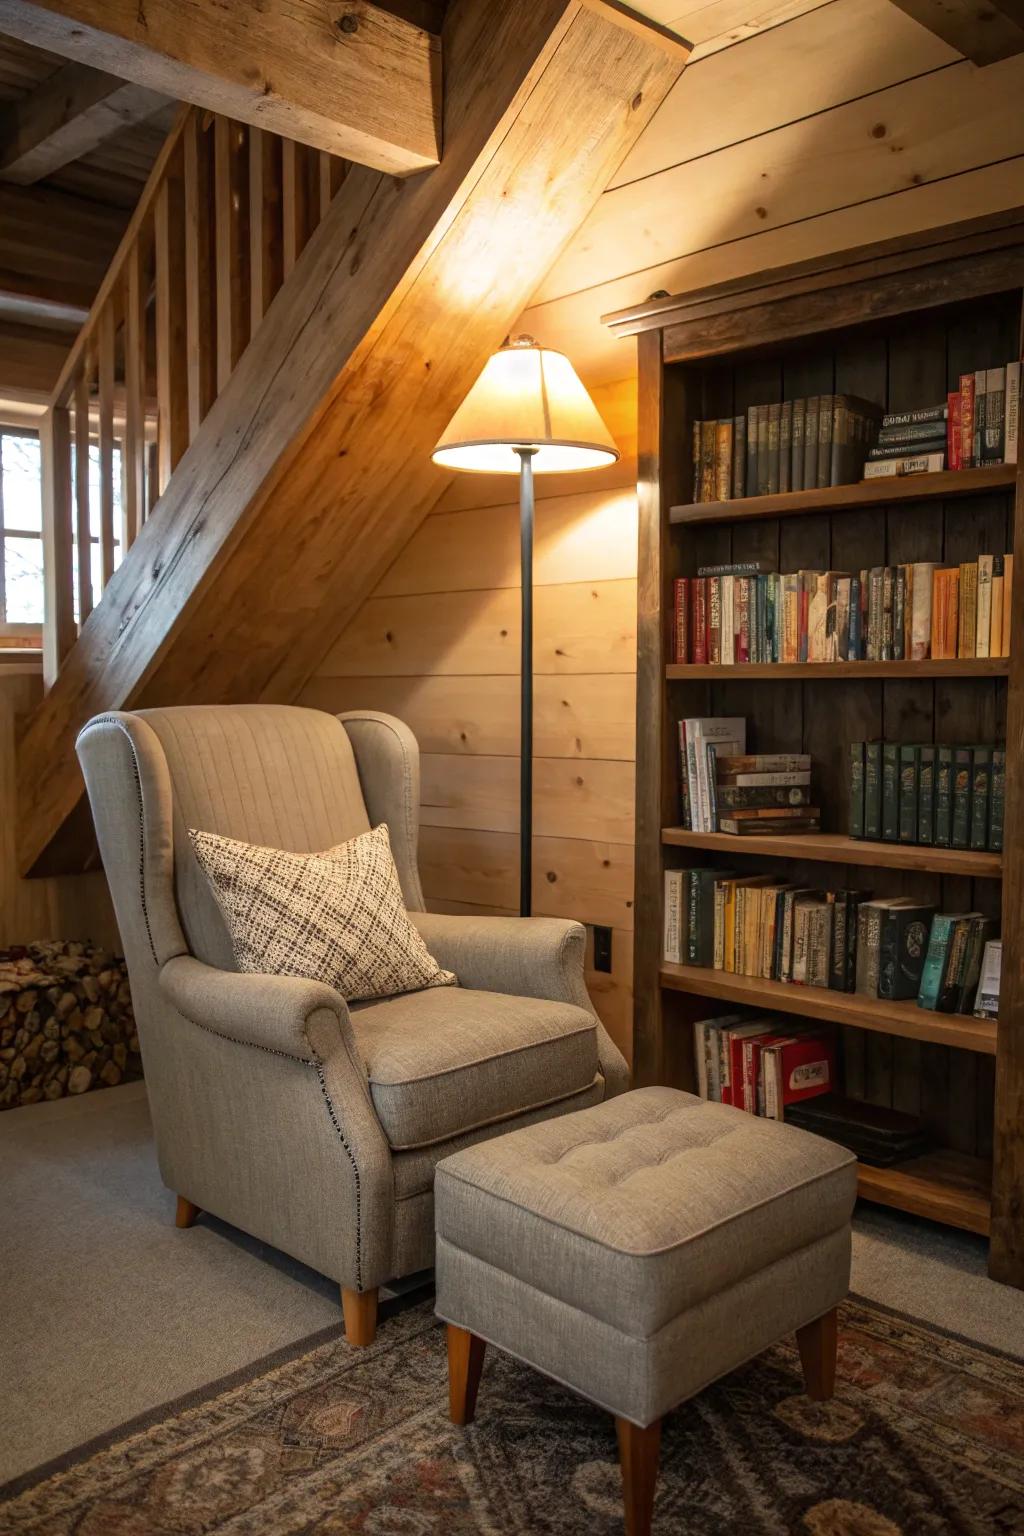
516,445 -> 538,918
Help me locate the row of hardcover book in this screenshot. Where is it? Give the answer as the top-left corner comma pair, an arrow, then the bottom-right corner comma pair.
849,741 -> 1005,852
671,553 -> 1013,665
692,1015 -> 837,1118
691,394 -> 880,502
663,869 -> 999,1016
948,364 -> 1021,470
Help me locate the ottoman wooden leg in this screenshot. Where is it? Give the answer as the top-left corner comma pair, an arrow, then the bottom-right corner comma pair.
616,1416 -> 661,1536
447,1325 -> 486,1425
796,1306 -> 838,1401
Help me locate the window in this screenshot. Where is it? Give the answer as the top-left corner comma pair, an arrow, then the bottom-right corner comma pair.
0,426 -> 126,640
0,430 -> 44,634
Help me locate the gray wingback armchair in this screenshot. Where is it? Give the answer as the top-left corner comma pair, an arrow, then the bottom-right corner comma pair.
77,705 -> 628,1345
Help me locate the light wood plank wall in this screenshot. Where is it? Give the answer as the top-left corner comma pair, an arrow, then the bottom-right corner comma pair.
301,377 -> 640,1063
521,0 -> 1024,383
0,669 -> 118,949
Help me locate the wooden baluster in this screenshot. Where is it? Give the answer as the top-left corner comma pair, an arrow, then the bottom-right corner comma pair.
40,404 -> 76,685
123,240 -> 146,550
214,116 -> 250,392
250,127 -> 283,328
97,303 -> 116,589
73,366 -> 92,625
317,151 -> 343,226
155,142 -> 189,498
282,138 -> 314,276
184,112 -> 216,442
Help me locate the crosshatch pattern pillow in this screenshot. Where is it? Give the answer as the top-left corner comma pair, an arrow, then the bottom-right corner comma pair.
187,822 -> 456,1003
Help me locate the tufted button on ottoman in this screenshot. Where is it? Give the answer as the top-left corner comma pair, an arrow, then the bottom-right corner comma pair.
434,1085 -> 858,1536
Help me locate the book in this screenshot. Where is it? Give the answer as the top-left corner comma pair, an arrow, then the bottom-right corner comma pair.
951,746 -> 972,848
715,753 -> 810,773
764,1033 -> 836,1116
956,916 -> 991,1014
936,915 -> 983,1014
783,1094 -> 929,1165
716,783 -> 812,810
692,577 -> 708,664
875,420 -> 947,446
947,391 -> 962,470
732,413 -> 746,497
715,418 -> 733,500
917,744 -> 935,845
779,399 -> 793,494
766,401 -> 781,495
878,902 -> 935,1000
697,561 -> 778,577
898,744 -> 919,844
663,870 -> 686,962
990,556 -> 1004,659
863,452 -> 945,478
755,405 -> 771,496
989,746 -> 1005,852
683,716 -> 746,831
791,397 -> 806,491
982,366 -> 1005,463
855,899 -> 913,997
803,395 -> 819,489
973,367 -> 986,465
934,745 -> 953,847
716,770 -> 811,787
718,815 -> 820,835
973,939 -> 1001,1019
816,393 -> 832,489
700,419 -> 717,502
864,741 -> 883,839
917,913 -> 960,1010
746,404 -> 759,499
958,561 -> 978,658
1003,553 -> 1013,656
881,742 -> 900,841
909,561 -> 937,660
1006,360 -> 1020,465
672,578 -> 689,664
970,746 -> 992,851
881,404 -> 947,427
960,371 -> 976,468
976,554 -> 993,658
849,742 -> 865,837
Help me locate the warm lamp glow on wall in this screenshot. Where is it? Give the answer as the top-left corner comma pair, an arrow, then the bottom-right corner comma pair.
433,336 -> 619,916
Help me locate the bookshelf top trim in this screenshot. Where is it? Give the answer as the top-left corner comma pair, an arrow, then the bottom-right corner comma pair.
666,658 -> 1009,680
661,826 -> 1002,879
659,962 -> 998,1054
669,464 -> 1018,525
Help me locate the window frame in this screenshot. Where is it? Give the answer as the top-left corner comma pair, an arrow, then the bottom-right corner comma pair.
0,425 -> 44,644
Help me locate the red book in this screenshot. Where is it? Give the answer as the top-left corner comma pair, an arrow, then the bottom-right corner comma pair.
736,577 -> 750,663
947,392 -> 962,470
959,372 -> 975,468
776,1033 -> 836,1111
673,578 -> 690,663
692,577 -> 708,664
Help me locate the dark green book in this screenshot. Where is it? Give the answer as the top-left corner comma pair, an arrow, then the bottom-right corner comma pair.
686,868 -> 722,966
849,742 -> 865,837
934,746 -> 954,847
864,742 -> 883,839
917,913 -> 962,1011
803,395 -> 819,490
917,744 -> 935,845
878,903 -> 936,1000
766,401 -> 781,495
898,745 -> 919,844
936,915 -> 977,1013
791,397 -> 806,491
756,404 -> 771,496
990,746 -> 1006,852
951,746 -> 972,849
816,393 -> 833,490
970,746 -> 992,852
745,404 -> 758,497
882,743 -> 900,841
830,890 -> 869,993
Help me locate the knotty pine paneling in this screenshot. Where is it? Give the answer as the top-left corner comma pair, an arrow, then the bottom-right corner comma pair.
302,391 -> 639,1055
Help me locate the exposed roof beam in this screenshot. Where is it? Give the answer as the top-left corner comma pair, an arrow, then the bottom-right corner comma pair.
0,181 -> 125,309
888,0 -> 1024,64
0,62 -> 170,184
0,0 -> 442,177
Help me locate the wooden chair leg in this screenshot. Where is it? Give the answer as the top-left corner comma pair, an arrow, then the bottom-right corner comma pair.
447,1324 -> 487,1426
175,1195 -> 199,1228
616,1416 -> 661,1536
796,1306 -> 838,1401
341,1286 -> 378,1347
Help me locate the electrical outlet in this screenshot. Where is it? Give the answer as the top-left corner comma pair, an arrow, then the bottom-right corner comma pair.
593,925 -> 613,974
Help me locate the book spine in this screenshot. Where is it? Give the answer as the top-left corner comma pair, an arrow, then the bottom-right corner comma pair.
882,404 -> 948,426
779,399 -> 792,494
973,368 -> 986,466
816,393 -> 832,490
990,746 -> 1006,851
708,578 -> 721,665
848,574 -> 862,660
803,396 -> 819,489
1006,359 -> 1020,465
701,418 -> 717,503
918,918 -> 952,1011
735,577 -> 750,664
1003,553 -> 1013,657
791,397 -> 806,491
864,742 -> 882,839
917,745 -> 935,845
766,401 -> 781,496
976,554 -> 993,659
746,405 -> 758,499
692,577 -> 708,665
732,413 -> 746,497
947,391 -> 962,471
877,910 -> 900,1001
958,561 -> 978,658
881,566 -> 894,661
881,742 -> 900,840
686,870 -> 699,964
970,747 -> 992,852
863,452 -> 945,479
951,746 -> 972,848
960,372 -> 975,468
892,568 -> 905,662
983,366 -> 1005,463
692,419 -> 702,502
755,404 -> 770,496
849,742 -> 865,837
898,745 -> 918,844
673,578 -> 689,664
715,418 -> 733,500
663,871 -> 684,963
829,901 -> 847,991
934,747 -> 953,847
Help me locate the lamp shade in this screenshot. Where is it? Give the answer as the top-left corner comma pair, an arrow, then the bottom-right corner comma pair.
432,337 -> 619,474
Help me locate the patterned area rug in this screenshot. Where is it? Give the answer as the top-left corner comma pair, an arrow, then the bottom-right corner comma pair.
2,1296 -> 1023,1534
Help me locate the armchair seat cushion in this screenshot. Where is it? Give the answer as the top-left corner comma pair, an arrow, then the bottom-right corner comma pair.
350,987 -> 599,1151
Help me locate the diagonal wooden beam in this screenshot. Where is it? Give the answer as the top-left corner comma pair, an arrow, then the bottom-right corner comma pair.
887,0 -> 1024,64
0,0 -> 442,177
18,0 -> 689,876
0,62 -> 170,184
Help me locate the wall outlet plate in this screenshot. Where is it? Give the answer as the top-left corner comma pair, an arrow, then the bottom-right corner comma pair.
593,924 -> 613,974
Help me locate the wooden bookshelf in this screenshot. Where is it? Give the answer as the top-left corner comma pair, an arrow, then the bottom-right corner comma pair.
661,827 -> 1002,879
659,962 -> 997,1054
666,658 -> 1008,681
622,208 -> 1024,1282
669,463 -> 1017,525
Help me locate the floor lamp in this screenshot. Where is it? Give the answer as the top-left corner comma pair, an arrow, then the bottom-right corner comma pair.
433,336 -> 620,917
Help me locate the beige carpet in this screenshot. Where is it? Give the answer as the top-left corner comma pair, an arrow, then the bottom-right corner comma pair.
2,1082 -> 1022,1487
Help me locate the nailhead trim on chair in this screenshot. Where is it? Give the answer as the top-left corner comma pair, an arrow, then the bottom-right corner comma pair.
314,1062 -> 364,1291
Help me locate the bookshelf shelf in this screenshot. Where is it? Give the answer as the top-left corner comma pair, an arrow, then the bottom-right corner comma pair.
856,1151 -> 992,1236
660,827 -> 1002,878
629,210 -> 1024,1277
668,463 -> 1017,526
658,963 -> 998,1054
666,658 -> 1009,680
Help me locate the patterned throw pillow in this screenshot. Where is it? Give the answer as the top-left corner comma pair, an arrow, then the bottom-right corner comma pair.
188,822 -> 456,1003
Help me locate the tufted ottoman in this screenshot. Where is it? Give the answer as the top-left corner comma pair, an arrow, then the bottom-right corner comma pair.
434,1085 -> 858,1535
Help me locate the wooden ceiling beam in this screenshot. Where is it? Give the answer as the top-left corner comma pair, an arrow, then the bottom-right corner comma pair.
0,181 -> 125,309
0,0 -> 442,177
0,62 -> 170,185
887,0 -> 1024,64
17,0 -> 689,876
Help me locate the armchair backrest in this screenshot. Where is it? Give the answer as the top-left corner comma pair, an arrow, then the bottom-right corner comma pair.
76,704 -> 426,980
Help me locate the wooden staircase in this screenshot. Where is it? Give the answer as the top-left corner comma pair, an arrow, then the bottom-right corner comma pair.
18,0 -> 690,878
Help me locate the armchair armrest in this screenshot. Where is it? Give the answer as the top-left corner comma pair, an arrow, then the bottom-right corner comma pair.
411,911 -> 630,1097
160,955 -> 356,1066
